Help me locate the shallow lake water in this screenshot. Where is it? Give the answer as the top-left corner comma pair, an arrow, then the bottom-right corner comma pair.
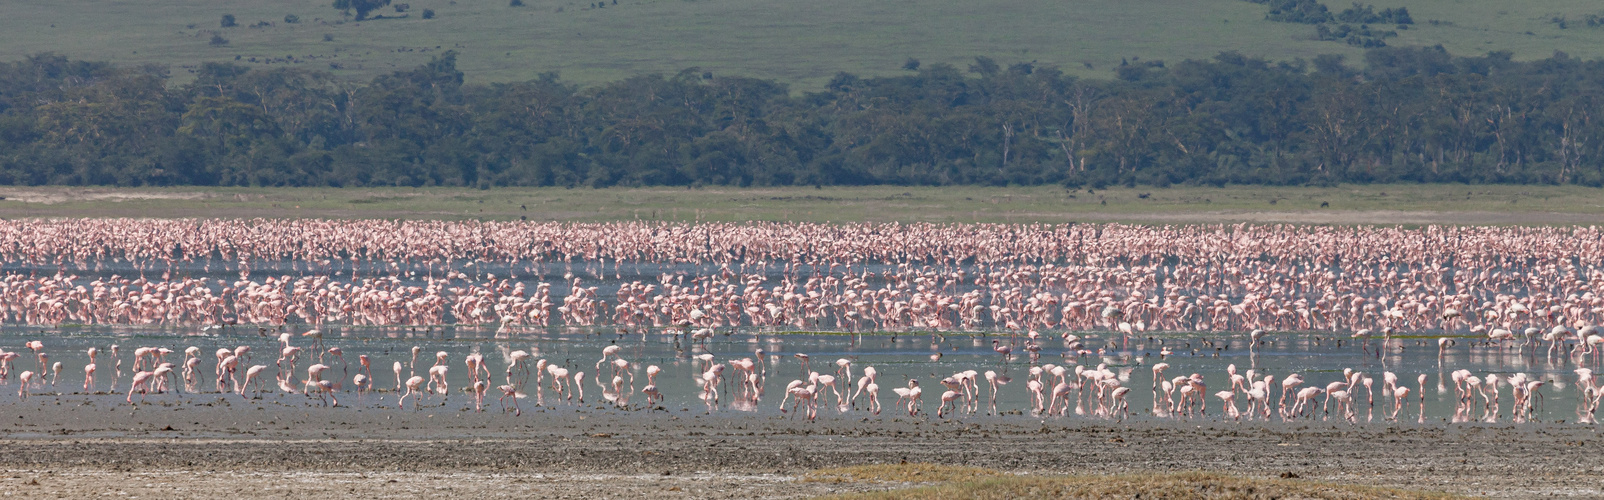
1,322 -> 1588,425
0,256 -> 1594,425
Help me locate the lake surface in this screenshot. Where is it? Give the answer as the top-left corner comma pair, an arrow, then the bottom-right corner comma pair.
0,236 -> 1593,425
3,321 -> 1583,424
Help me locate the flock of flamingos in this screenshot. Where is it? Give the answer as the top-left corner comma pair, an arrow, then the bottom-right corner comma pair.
1,218 -> 1604,424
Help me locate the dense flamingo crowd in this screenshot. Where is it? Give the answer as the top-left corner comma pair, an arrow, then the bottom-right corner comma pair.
1,218 -> 1603,424
0,219 -> 1603,336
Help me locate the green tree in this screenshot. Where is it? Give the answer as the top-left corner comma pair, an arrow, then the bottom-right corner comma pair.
332,0 -> 392,20
968,56 -> 999,77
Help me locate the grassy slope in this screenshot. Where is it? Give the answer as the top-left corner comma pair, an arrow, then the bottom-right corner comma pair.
0,184 -> 1601,224
3,0 -> 1604,90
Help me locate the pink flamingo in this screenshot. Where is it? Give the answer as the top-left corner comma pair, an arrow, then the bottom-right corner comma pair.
498,384 -> 521,415
400,376 -> 426,410
126,371 -> 152,404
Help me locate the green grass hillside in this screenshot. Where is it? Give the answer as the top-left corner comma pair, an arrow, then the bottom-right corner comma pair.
5,0 -> 1604,89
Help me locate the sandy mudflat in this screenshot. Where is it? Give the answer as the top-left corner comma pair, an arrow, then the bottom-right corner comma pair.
0,393 -> 1600,498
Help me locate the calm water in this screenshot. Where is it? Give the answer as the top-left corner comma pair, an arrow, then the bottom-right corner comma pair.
0,258 -> 1590,424
1,323 -> 1586,424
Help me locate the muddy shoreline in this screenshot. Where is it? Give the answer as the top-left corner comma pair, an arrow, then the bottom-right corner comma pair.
0,393 -> 1599,498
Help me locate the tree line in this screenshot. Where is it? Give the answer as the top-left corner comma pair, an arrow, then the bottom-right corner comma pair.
2,47 -> 1604,188
1250,0 -> 1412,48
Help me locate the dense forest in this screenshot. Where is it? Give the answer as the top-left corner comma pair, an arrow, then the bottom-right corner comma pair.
1,47 -> 1603,188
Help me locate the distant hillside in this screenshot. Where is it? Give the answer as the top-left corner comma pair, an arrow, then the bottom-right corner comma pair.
4,0 -> 1604,89
4,47 -> 1604,189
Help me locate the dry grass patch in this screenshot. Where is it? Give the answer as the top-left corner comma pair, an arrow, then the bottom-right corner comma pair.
8,184 -> 1604,225
804,463 -> 1005,484
822,471 -> 1465,500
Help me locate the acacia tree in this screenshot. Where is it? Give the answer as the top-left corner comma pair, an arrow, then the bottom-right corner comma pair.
332,0 -> 392,20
